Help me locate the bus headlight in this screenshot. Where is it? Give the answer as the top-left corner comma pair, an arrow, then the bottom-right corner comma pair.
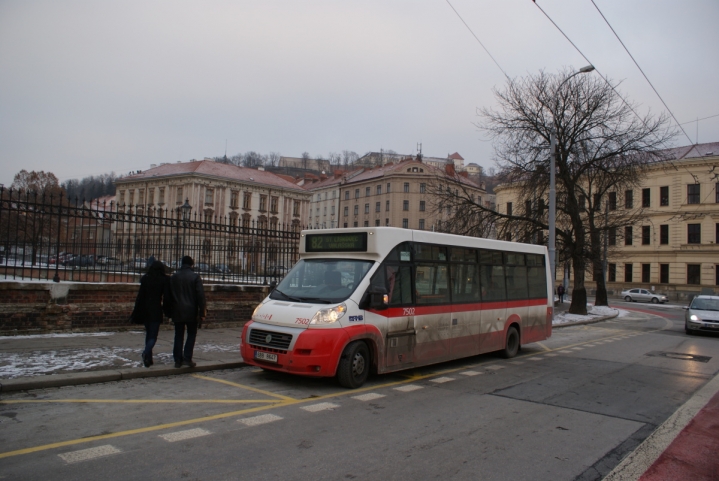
252,302 -> 263,319
310,303 -> 347,325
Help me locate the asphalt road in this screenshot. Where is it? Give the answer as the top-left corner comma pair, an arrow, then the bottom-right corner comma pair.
1,303 -> 717,481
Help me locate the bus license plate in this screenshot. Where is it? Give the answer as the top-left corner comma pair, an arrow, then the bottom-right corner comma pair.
254,351 -> 278,363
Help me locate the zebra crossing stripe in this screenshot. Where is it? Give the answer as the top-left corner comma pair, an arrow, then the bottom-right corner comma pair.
58,445 -> 121,464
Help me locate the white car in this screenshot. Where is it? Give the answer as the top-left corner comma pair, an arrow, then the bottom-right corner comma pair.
621,288 -> 668,304
685,295 -> 719,334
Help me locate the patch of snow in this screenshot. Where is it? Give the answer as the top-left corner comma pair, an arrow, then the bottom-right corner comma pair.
553,304 -> 625,326
0,332 -> 118,340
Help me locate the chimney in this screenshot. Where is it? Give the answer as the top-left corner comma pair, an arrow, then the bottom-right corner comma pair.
445,164 -> 456,175
459,171 -> 468,178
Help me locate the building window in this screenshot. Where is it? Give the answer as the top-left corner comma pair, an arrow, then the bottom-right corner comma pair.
385,200 -> 390,212
402,218 -> 408,228
660,264 -> 669,284
343,223 -> 348,228
365,187 -> 371,197
507,202 -> 513,216
364,221 -> 369,227
687,264 -> 701,285
386,183 -> 391,193
385,218 -> 389,226
353,205 -> 358,215
625,190 -> 633,209
688,224 -> 701,244
609,227 -> 616,246
355,189 -> 359,199
316,194 -> 321,201
376,185 -> 381,195
660,225 -> 669,245
323,206 -> 327,216
353,222 -> 358,227
642,263 -> 650,283
270,196 -> 278,213
176,187 -> 183,204
375,202 -> 380,212
625,226 -> 633,245
403,182 -> 410,193
660,186 -> 669,206
420,183 -> 426,193
403,200 -> 409,211
419,219 -> 425,230
716,265 -> 719,286
364,203 -> 369,214
375,219 -> 380,226
243,192 -> 251,209
578,195 -> 586,211
688,184 -> 700,204
609,263 -> 616,282
138,190 -> 145,205
293,200 -> 300,216
642,188 -> 650,208
158,188 -> 165,204
230,191 -> 239,208
148,189 -> 154,205
625,264 -> 633,282
344,206 -> 348,217
259,195 -> 267,212
345,191 -> 349,200
608,192 -> 617,211
716,223 -> 719,243
642,226 -> 650,245
419,200 -> 425,211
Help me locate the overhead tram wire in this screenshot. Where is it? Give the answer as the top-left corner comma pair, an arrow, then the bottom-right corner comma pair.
680,113 -> 719,125
445,0 -> 510,79
531,0 -> 670,143
589,0 -> 693,145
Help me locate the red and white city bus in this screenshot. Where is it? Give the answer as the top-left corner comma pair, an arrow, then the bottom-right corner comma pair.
240,227 -> 553,388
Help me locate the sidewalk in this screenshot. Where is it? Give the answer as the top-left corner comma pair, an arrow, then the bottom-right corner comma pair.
0,324 -> 246,392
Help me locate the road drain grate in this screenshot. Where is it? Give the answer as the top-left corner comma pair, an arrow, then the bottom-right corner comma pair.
646,351 -> 711,363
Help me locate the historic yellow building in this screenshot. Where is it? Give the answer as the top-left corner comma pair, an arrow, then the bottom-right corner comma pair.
495,142 -> 719,300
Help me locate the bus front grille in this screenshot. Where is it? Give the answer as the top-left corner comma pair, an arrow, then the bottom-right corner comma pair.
249,329 -> 293,350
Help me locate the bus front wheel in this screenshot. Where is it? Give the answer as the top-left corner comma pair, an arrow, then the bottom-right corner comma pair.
337,341 -> 370,389
501,326 -> 520,359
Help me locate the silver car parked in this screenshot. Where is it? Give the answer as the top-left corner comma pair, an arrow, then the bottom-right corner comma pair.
685,295 -> 719,334
621,288 -> 668,304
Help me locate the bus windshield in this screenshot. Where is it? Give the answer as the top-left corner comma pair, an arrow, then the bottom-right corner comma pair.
270,259 -> 374,304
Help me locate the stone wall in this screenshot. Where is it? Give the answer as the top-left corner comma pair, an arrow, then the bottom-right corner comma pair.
0,281 -> 269,334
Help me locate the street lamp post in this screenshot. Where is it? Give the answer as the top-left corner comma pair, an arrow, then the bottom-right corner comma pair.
548,65 -> 595,288
181,199 -> 192,258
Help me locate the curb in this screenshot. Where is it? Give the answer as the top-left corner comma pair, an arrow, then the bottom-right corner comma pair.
0,360 -> 247,393
553,311 -> 620,328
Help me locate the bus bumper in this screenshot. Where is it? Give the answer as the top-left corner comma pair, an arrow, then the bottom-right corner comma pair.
240,321 -> 350,377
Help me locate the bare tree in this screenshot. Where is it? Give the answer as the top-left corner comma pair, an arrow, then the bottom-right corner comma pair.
434,69 -> 675,314
267,152 -> 281,168
301,152 -> 311,170
342,150 -> 359,167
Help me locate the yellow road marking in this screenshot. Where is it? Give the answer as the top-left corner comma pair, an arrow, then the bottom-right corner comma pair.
0,399 -> 281,405
191,374 -> 297,401
0,401 -> 299,460
536,342 -> 550,351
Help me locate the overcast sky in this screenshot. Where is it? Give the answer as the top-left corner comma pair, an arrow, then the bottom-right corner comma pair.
1,0 -> 717,188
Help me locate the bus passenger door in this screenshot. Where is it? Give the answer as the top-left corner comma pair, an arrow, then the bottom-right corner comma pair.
479,264 -> 506,353
414,263 -> 451,364
450,263 -> 482,358
383,265 -> 415,369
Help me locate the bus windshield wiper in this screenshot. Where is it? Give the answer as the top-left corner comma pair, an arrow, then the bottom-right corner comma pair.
297,297 -> 335,304
274,289 -> 303,302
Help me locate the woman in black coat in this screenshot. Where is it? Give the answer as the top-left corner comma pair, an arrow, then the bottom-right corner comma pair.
131,260 -> 172,367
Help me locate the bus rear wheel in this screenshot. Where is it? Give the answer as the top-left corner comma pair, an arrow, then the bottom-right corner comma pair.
337,341 -> 369,389
501,326 -> 520,359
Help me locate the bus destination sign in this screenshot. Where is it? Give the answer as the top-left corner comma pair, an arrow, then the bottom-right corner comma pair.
306,233 -> 368,252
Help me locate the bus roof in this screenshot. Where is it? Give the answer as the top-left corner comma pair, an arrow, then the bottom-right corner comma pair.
299,227 -> 548,261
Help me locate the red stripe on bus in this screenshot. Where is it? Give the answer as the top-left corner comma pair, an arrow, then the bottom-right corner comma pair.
371,298 -> 549,317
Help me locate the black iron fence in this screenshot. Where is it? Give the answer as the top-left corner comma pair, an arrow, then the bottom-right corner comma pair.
0,187 -> 302,284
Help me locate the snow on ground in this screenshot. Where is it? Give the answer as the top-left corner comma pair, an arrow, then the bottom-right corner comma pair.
553,302 -> 626,325
0,332 -> 118,340
0,343 -> 238,379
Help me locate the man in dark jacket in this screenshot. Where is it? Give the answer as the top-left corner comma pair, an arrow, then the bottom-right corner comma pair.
169,256 -> 207,368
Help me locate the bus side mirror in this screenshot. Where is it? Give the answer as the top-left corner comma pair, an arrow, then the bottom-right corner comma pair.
366,286 -> 388,310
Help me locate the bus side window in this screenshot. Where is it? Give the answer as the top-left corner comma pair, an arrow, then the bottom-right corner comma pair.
451,263 -> 479,302
480,264 -> 506,302
368,264 -> 412,306
416,264 -> 450,304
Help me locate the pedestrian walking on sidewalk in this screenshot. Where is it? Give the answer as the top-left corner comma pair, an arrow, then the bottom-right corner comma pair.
131,260 -> 172,368
557,284 -> 565,303
168,255 -> 207,368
